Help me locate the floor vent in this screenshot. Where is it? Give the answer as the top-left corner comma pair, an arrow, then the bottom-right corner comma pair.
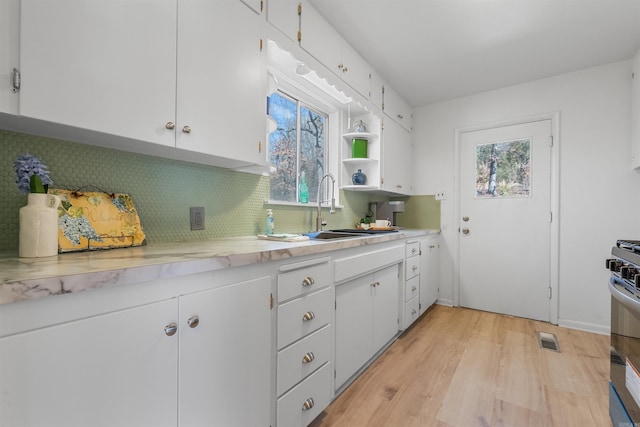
538,332 -> 560,352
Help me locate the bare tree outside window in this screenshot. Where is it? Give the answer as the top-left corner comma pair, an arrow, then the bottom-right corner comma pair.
475,139 -> 531,198
268,92 -> 327,203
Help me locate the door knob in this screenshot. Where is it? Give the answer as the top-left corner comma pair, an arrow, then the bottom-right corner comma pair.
462,228 -> 470,235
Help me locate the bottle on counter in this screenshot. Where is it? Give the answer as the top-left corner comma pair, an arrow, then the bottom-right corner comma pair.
299,171 -> 309,204
266,209 -> 275,235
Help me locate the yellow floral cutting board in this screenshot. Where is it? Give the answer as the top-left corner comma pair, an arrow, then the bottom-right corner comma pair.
50,189 -> 146,252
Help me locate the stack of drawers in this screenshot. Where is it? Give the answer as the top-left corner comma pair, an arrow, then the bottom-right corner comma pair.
276,258 -> 333,426
404,241 -> 421,328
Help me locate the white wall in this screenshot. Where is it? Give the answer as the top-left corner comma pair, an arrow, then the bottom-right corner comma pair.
413,60 -> 640,334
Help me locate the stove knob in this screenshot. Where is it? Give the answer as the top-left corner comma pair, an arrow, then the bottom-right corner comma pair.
606,259 -> 617,269
621,266 -> 633,279
635,275 -> 640,288
609,260 -> 623,272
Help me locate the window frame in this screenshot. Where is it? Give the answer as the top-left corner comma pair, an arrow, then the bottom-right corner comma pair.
265,69 -> 341,208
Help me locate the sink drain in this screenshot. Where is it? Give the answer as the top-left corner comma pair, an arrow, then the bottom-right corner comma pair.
538,332 -> 560,352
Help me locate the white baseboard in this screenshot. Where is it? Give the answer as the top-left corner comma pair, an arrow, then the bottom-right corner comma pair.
558,318 -> 610,335
436,299 -> 453,307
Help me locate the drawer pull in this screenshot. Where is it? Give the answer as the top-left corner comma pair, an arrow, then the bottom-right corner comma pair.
412,265 -> 418,271
164,322 -> 177,336
302,398 -> 315,411
302,352 -> 315,364
411,309 -> 417,315
187,315 -> 200,328
302,276 -> 315,287
411,286 -> 417,292
302,311 -> 315,321
411,248 -> 417,254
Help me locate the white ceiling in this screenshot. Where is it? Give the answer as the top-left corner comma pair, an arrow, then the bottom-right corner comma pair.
308,0 -> 640,107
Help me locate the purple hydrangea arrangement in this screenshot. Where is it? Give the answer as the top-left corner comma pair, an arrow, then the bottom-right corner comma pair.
14,153 -> 53,194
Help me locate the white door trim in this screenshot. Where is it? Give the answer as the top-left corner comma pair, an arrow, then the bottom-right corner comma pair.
453,112 -> 560,324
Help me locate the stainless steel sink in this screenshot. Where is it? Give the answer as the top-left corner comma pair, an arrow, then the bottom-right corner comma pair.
304,231 -> 363,240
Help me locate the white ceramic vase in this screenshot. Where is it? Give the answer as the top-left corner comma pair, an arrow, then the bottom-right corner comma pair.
19,193 -> 61,258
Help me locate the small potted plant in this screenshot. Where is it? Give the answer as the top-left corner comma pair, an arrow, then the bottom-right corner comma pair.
14,153 -> 61,257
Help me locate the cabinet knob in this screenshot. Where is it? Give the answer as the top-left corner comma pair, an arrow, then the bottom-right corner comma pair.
411,286 -> 417,292
302,276 -> 315,287
342,66 -> 348,73
302,352 -> 315,364
370,281 -> 380,287
182,125 -> 192,134
164,322 -> 178,336
187,315 -> 200,328
165,122 -> 175,130
411,248 -> 417,254
302,398 -> 315,411
302,311 -> 315,321
337,63 -> 344,70
411,309 -> 417,315
412,265 -> 418,271
397,114 -> 404,120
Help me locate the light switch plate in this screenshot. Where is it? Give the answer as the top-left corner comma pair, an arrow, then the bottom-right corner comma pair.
435,190 -> 446,200
190,207 -> 205,230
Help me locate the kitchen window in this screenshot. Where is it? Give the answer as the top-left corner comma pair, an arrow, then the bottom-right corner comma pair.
267,90 -> 329,204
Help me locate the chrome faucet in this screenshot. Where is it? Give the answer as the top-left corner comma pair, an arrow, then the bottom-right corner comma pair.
316,173 -> 336,231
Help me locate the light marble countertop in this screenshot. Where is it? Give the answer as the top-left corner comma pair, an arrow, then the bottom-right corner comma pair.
0,229 -> 438,305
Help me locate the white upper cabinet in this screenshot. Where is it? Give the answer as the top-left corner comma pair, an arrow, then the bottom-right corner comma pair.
20,0 -> 178,147
267,0 -> 301,42
176,0 -> 266,164
299,0 -> 371,99
632,49 -> 640,169
383,84 -> 413,131
0,0 -> 19,115
381,117 -> 412,195
240,0 -> 264,14
370,71 -> 384,112
18,0 -> 266,169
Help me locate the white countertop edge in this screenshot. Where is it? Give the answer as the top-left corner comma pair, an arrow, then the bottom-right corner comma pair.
0,230 -> 439,305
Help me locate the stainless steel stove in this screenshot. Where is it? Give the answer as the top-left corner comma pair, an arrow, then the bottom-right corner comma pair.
607,240 -> 640,425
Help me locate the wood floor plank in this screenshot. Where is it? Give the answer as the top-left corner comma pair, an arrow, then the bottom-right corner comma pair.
310,305 -> 610,427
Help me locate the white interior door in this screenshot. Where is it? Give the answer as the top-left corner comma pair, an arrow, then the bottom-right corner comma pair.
459,120 -> 552,321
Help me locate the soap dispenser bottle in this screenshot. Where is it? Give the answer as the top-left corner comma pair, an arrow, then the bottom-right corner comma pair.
266,209 -> 275,235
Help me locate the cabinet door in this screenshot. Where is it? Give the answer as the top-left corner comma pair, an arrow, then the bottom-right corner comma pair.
240,0 -> 263,14
372,264 -> 399,352
177,0 -> 265,164
20,0 -> 177,146
267,0 -> 300,42
340,42 -> 371,99
383,84 -> 412,131
0,0 -> 19,114
0,299 -> 179,427
381,118 -> 412,195
179,276 -> 271,427
299,0 -> 342,76
335,274 -> 374,388
420,236 -> 439,314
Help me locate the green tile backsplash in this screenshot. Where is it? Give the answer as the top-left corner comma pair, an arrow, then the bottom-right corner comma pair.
0,129 -> 394,253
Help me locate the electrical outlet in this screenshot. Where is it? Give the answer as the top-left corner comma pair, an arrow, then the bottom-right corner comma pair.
190,207 -> 205,230
435,190 -> 446,200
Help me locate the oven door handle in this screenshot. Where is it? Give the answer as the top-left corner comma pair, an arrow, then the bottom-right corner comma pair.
609,276 -> 640,317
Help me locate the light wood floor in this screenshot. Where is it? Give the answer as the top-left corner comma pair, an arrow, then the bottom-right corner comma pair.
310,305 -> 610,427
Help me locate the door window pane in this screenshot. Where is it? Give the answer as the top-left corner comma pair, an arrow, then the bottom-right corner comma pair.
475,139 -> 530,198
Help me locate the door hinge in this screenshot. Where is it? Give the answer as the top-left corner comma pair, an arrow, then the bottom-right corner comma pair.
11,68 -> 20,93
297,30 -> 302,42
549,135 -> 554,147
269,293 -> 274,309
297,2 -> 302,15
260,0 -> 264,13
549,212 -> 553,223
258,140 -> 262,153
259,38 -> 263,52
335,300 -> 337,310
548,287 -> 552,299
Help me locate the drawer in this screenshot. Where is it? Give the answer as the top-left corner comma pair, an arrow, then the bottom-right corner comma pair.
277,362 -> 332,427
405,255 -> 421,280
405,241 -> 420,258
405,275 -> 419,302
278,261 -> 331,303
278,287 -> 332,349
277,325 -> 331,396
334,245 -> 404,283
405,295 -> 420,327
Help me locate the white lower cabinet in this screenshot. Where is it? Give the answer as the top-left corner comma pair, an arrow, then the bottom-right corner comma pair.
0,299 -> 178,427
276,258 -> 333,426
0,275 -> 272,427
419,235 -> 440,315
335,263 -> 400,389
